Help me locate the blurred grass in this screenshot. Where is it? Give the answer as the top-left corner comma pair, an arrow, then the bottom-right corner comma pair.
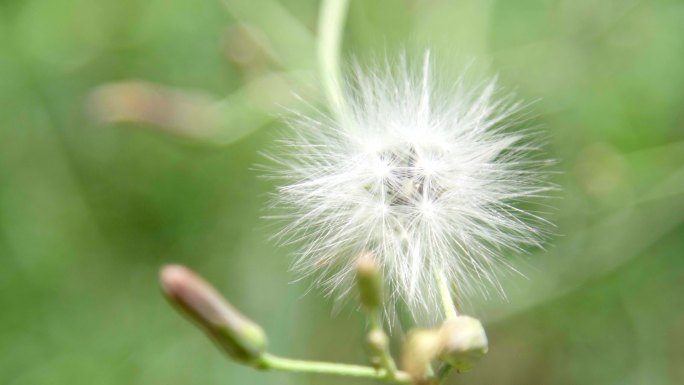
0,0 -> 683,384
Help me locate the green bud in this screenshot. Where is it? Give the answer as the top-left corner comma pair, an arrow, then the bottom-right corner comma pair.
160,265 -> 267,365
355,254 -> 383,310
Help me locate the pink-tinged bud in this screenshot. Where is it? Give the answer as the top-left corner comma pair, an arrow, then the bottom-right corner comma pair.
160,265 -> 267,365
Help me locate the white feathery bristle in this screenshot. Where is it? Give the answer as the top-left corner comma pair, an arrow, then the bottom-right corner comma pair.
267,52 -> 552,323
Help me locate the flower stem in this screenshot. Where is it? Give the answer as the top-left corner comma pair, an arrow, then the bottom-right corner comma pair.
317,0 -> 349,118
259,353 -> 412,383
433,270 -> 461,383
367,310 -> 399,376
435,270 -> 458,319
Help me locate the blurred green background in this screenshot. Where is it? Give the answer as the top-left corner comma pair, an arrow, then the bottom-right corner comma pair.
1,0 -> 683,384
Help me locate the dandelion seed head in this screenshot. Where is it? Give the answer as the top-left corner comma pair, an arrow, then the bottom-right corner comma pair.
267,53 -> 552,323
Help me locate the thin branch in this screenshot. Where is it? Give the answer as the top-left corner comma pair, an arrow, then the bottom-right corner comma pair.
259,353 -> 412,383
317,0 -> 350,118
435,270 -> 458,320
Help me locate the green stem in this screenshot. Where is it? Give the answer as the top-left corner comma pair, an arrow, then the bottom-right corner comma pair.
435,270 -> 458,320
367,309 -> 399,376
434,270 -> 459,383
368,309 -> 383,331
259,353 -> 412,383
317,0 -> 350,118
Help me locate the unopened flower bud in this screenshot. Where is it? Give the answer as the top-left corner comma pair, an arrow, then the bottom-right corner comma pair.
87,81 -> 217,139
355,254 -> 383,310
402,328 -> 442,381
366,330 -> 388,368
367,330 -> 389,351
402,315 -> 488,379
438,316 -> 488,372
160,265 -> 267,365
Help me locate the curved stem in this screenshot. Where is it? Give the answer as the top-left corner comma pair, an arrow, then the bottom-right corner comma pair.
259,353 -> 412,383
317,0 -> 350,118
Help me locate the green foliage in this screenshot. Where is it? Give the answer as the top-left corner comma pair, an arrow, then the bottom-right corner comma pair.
0,0 -> 683,384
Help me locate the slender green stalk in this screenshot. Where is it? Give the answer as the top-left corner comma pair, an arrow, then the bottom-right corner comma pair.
368,308 -> 383,331
434,270 -> 461,383
435,270 -> 458,319
317,0 -> 350,118
259,353 -> 412,383
367,310 -> 399,376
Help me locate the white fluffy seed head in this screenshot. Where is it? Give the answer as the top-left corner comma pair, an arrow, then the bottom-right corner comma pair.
266,53 -> 552,323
